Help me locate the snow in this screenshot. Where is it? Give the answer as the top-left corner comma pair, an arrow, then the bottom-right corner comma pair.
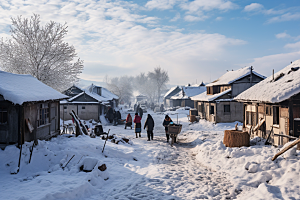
170,86 -> 206,99
0,71 -> 67,105
191,88 -> 232,101
163,86 -> 179,98
1,108 -> 300,199
235,60 -> 300,103
86,84 -> 119,100
206,67 -> 266,87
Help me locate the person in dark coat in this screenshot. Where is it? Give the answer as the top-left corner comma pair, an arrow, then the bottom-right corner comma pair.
139,107 -> 143,119
125,113 -> 132,129
133,113 -> 142,138
113,110 -> 118,126
163,115 -> 173,143
144,114 -> 154,141
106,107 -> 114,123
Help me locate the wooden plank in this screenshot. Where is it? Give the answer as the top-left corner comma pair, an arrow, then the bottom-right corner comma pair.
280,108 -> 289,118
272,139 -> 300,161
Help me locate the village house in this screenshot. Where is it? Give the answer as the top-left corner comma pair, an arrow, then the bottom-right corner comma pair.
164,83 -> 206,108
163,86 -> 181,107
234,60 -> 300,146
0,71 -> 67,148
191,67 -> 265,123
61,84 -> 119,121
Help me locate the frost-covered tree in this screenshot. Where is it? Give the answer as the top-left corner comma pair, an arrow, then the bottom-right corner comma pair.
0,14 -> 83,91
135,73 -> 156,103
106,75 -> 133,104
148,67 -> 169,103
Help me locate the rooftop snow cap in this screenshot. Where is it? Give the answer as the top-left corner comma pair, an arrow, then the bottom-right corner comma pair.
0,71 -> 67,105
206,66 -> 265,87
234,59 -> 300,103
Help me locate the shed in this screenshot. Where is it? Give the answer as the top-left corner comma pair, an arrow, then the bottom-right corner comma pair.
0,71 -> 67,148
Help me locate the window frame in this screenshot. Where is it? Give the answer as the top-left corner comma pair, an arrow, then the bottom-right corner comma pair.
37,103 -> 49,127
0,107 -> 8,125
224,105 -> 230,114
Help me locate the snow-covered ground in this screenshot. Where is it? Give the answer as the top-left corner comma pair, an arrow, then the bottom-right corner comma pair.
1,108 -> 299,200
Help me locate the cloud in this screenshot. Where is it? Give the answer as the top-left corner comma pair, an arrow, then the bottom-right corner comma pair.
145,0 -> 180,10
245,51 -> 300,77
184,15 -> 207,22
170,12 -> 180,22
275,32 -> 291,39
244,3 -> 264,12
215,16 -> 223,21
284,41 -> 300,50
0,0 -> 247,85
181,0 -> 238,13
267,12 -> 300,23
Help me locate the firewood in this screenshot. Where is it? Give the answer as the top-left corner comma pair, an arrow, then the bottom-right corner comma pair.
223,130 -> 250,148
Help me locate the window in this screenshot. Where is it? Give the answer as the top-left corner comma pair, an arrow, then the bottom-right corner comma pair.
0,108 -> 8,124
97,87 -> 101,95
246,111 -> 257,126
38,103 -> 49,127
64,106 -> 67,109
82,106 -> 85,109
210,106 -> 214,115
273,106 -> 279,125
198,104 -> 203,112
266,106 -> 272,116
224,105 -> 230,113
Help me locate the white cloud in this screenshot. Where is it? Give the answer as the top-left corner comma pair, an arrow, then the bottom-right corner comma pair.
145,0 -> 180,10
267,12 -> 300,23
215,16 -> 223,21
244,3 -> 264,12
0,0 -> 247,85
184,15 -> 206,22
285,41 -> 300,50
275,32 -> 291,39
181,0 -> 238,13
170,12 -> 180,22
245,51 -> 300,77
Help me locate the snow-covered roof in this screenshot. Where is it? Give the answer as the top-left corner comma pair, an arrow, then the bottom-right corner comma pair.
171,86 -> 206,100
235,60 -> 300,103
86,84 -> 119,100
68,90 -> 107,102
191,88 -> 232,102
164,86 -> 180,98
206,67 -> 265,87
0,71 -> 67,105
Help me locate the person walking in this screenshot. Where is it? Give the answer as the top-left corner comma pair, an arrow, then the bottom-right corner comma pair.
163,115 -> 173,143
139,106 -> 143,119
144,114 -> 154,141
133,113 -> 142,138
125,113 -> 132,129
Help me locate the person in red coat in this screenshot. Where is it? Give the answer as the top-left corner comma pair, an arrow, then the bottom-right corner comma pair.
125,113 -> 132,129
133,113 -> 142,138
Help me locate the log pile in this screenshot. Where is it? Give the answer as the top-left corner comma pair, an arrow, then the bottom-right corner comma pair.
223,130 -> 250,148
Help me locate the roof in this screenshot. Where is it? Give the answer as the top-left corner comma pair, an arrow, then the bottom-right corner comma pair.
68,90 -> 107,102
191,88 -> 232,102
86,84 -> 119,100
164,86 -> 180,98
171,86 -> 206,100
206,67 -> 266,87
234,60 -> 300,103
0,71 -> 67,105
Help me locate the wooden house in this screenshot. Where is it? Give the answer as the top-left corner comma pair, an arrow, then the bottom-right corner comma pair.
61,84 -> 119,121
235,60 -> 300,146
192,67 -> 265,123
170,84 -> 206,108
163,86 -> 181,107
0,71 -> 67,148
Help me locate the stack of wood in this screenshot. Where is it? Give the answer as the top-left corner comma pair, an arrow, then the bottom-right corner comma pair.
190,115 -> 196,122
223,130 -> 250,148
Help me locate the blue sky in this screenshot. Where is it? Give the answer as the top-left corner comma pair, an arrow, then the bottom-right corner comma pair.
0,0 -> 299,86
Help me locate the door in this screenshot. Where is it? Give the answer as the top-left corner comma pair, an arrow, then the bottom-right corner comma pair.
50,106 -> 57,134
294,119 -> 300,138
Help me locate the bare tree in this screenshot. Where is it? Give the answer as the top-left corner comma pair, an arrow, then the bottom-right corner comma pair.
0,14 -> 83,91
106,75 -> 133,104
148,67 -> 169,103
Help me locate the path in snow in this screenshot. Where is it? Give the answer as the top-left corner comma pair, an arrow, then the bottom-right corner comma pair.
91,133 -> 234,200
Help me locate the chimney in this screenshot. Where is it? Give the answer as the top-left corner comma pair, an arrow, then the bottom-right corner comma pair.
250,66 -> 253,85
